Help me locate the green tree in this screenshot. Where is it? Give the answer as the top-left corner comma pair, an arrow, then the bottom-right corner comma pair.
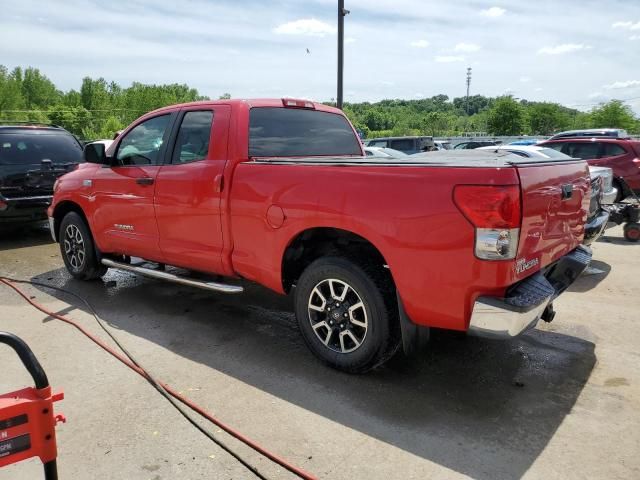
527,102 -> 571,135
487,96 -> 525,135
589,100 -> 637,130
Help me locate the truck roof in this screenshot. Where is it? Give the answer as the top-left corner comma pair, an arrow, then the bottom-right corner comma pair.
146,98 -> 343,116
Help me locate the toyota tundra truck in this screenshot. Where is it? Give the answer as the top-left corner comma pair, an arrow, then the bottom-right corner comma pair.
48,99 -> 592,373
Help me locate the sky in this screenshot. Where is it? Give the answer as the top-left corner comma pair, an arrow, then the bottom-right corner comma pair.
1,0 -> 640,113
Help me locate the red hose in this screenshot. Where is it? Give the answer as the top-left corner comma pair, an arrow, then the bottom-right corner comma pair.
0,278 -> 317,480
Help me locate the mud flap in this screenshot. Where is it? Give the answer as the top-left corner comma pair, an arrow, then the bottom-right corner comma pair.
397,292 -> 430,356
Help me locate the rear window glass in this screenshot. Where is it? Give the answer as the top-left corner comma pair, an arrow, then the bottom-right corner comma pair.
0,133 -> 83,165
389,139 -> 414,151
538,148 -> 572,159
249,108 -> 362,157
601,143 -> 627,157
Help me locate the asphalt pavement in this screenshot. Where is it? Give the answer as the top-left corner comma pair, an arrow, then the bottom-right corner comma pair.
0,225 -> 638,480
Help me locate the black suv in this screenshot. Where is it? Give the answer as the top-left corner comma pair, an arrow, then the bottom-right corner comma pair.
0,124 -> 83,226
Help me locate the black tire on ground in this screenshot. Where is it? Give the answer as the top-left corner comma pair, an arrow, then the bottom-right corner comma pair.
59,212 -> 107,280
623,222 -> 640,242
613,179 -> 625,203
294,256 -> 400,373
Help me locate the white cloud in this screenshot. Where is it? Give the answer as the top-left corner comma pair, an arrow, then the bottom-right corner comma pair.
345,37 -> 356,44
410,39 -> 430,48
537,43 -> 589,55
603,80 -> 640,90
630,35 -> 640,40
612,20 -> 640,30
273,18 -> 336,36
480,7 -> 506,17
454,42 -> 481,52
519,76 -> 531,83
435,55 -> 465,63
588,91 -> 604,99
534,87 -> 543,92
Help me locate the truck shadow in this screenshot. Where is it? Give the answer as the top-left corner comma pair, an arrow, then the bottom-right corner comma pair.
32,269 -> 596,480
0,225 -> 53,251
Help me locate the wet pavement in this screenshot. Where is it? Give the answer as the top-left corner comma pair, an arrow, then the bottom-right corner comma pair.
0,225 -> 638,479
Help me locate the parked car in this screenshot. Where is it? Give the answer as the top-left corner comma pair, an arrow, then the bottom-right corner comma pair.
0,123 -> 83,226
364,136 -> 434,154
540,137 -> 640,200
363,146 -> 408,158
434,140 -> 452,150
477,145 -> 618,203
548,128 -> 630,140
49,98 -> 592,373
453,140 -> 498,149
509,139 -> 541,146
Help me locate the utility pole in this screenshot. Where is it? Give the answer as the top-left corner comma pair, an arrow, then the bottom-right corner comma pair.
337,0 -> 350,110
465,67 -> 472,115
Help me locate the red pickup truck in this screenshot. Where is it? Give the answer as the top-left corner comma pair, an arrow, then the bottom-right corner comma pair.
49,99 -> 592,373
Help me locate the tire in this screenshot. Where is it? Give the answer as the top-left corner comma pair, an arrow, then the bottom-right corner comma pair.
294,256 -> 400,373
59,212 -> 107,280
613,179 -> 625,203
623,222 -> 640,242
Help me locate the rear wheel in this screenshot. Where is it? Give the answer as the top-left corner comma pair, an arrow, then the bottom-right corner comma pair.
623,222 -> 640,242
59,212 -> 107,280
294,256 -> 400,373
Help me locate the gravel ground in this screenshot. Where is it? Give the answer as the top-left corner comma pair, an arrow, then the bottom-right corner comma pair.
0,224 -> 638,480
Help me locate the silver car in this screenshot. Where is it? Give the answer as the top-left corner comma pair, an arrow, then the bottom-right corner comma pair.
477,145 -> 618,203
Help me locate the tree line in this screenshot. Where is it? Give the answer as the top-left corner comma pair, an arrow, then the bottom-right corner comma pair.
1,65 -> 638,140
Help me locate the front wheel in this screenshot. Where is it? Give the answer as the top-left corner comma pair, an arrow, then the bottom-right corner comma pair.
294,256 -> 400,373
59,212 -> 107,280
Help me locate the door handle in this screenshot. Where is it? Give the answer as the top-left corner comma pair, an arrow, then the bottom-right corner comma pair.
214,174 -> 224,193
136,177 -> 154,186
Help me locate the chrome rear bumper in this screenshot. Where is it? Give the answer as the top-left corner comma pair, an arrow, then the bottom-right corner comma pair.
468,245 -> 592,339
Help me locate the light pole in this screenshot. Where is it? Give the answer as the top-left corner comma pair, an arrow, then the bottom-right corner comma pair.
337,0 -> 350,110
465,67 -> 472,115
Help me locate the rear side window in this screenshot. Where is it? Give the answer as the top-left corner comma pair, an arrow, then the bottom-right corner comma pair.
538,148 -> 572,159
601,143 -> 627,158
171,110 -> 213,164
249,108 -> 361,157
0,132 -> 83,165
368,140 -> 388,148
389,139 -> 414,151
565,142 -> 600,160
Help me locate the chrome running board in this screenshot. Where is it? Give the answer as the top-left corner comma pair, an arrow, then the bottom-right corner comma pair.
101,258 -> 244,294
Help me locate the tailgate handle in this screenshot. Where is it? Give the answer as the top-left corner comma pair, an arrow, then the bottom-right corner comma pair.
561,184 -> 573,200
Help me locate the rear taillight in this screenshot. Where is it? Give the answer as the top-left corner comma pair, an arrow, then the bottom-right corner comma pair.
454,185 -> 521,260
0,199 -> 7,211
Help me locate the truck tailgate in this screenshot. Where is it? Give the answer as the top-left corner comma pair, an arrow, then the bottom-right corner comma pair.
515,160 -> 590,276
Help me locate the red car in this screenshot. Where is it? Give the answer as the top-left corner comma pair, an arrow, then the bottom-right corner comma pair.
48,99 -> 592,372
540,137 -> 640,200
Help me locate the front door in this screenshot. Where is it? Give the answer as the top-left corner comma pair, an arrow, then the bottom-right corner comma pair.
91,113 -> 174,260
154,106 -> 231,273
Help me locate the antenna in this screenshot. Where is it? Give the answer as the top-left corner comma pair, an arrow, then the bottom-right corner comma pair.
465,67 -> 472,115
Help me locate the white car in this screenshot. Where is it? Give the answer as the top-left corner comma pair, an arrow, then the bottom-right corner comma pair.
477,145 -> 618,203
363,146 -> 408,158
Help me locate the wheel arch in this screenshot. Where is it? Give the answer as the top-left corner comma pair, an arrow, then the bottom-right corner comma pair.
52,200 -> 91,243
280,227 -> 391,294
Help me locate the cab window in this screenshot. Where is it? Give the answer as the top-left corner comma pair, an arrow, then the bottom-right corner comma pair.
116,115 -> 172,166
171,111 -> 214,164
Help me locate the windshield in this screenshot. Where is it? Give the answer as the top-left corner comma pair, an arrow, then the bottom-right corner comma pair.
249,107 -> 362,157
0,132 -> 83,165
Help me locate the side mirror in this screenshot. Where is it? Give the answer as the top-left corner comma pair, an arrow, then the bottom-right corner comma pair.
84,143 -> 107,164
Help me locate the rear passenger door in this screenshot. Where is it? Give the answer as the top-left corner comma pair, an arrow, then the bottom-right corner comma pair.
154,106 -> 231,273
